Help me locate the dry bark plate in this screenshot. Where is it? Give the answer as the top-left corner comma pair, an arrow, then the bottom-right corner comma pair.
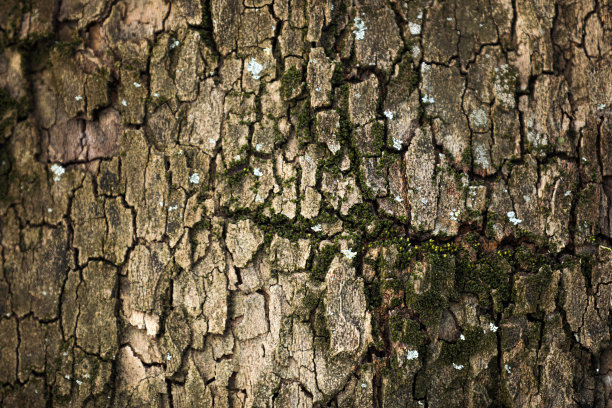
0,0 -> 611,406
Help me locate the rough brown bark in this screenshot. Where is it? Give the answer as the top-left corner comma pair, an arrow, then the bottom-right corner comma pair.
0,0 -> 611,406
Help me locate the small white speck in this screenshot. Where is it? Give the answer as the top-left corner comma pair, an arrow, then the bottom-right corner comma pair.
209,138 -> 216,145
84,374 -> 90,379
564,190 -> 572,197
255,193 -> 264,203
597,103 -> 606,110
246,58 -> 264,80
505,364 -> 511,374
263,48 -> 271,55
159,201 -> 164,208
418,402 -> 424,406
353,17 -> 367,40
506,211 -> 522,225
47,208 -> 53,213
460,334 -> 466,341
406,349 -> 419,360
253,168 -> 263,177
417,12 -> 423,19
75,95 -> 83,101
453,363 -> 464,370
42,290 -> 47,296
189,173 -> 200,184
50,163 -> 65,182
76,379 -> 83,386
315,87 -> 321,92
121,99 -> 127,107
133,82 -> 141,88
409,22 -> 421,35
166,353 -> 172,361
342,248 -> 357,260
392,137 -> 402,150
421,94 -> 435,104
394,195 -> 403,203
153,92 -> 159,98
582,157 -> 587,162
489,322 -> 499,332
255,143 -> 263,151
447,17 -> 453,21
361,383 -> 367,389
311,224 -> 322,232
65,374 -> 71,380
235,155 -> 241,161
168,205 -> 178,212
384,110 -> 394,120
421,198 -> 428,205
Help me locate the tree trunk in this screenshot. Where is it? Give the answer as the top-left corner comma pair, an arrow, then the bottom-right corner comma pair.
0,0 -> 611,406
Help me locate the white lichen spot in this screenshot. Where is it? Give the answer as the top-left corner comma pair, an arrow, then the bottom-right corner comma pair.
153,92 -> 159,98
133,82 -> 142,88
409,22 -> 422,35
421,197 -> 428,205
417,12 -> 423,19
597,103 -> 606,110
470,108 -> 489,128
447,17 -> 453,21
505,364 -> 511,374
453,363 -> 464,370
449,209 -> 460,221
311,224 -> 322,232
506,211 -> 522,225
328,141 -> 341,154
421,94 -> 435,104
392,137 -> 403,150
74,95 -> 83,101
65,374 -> 71,380
246,58 -> 264,80
76,379 -> 83,386
460,334 -> 466,341
384,110 -> 394,120
582,157 -> 587,162
42,290 -> 47,296
315,87 -> 321,92
159,201 -> 164,208
168,205 -> 178,212
121,99 -> 127,107
166,353 -> 172,361
474,144 -> 490,169
411,45 -> 421,60
353,17 -> 367,40
564,190 -> 572,197
253,168 -> 263,177
255,193 -> 264,203
342,248 -> 357,260
394,195 -> 403,203
209,138 -> 216,145
406,350 -> 419,360
235,155 -> 241,161
47,208 -> 53,213
255,143 -> 263,151
189,173 -> 200,184
489,322 -> 499,332
50,163 -> 65,182
418,402 -> 425,406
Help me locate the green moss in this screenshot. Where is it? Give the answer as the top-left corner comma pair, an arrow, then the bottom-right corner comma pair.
439,325 -> 496,365
281,66 -> 302,100
389,315 -> 425,347
311,243 -> 339,281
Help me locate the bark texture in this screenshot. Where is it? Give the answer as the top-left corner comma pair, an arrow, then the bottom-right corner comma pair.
0,0 -> 611,406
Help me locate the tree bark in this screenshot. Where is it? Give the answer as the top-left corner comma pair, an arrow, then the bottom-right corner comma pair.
0,0 -> 611,406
